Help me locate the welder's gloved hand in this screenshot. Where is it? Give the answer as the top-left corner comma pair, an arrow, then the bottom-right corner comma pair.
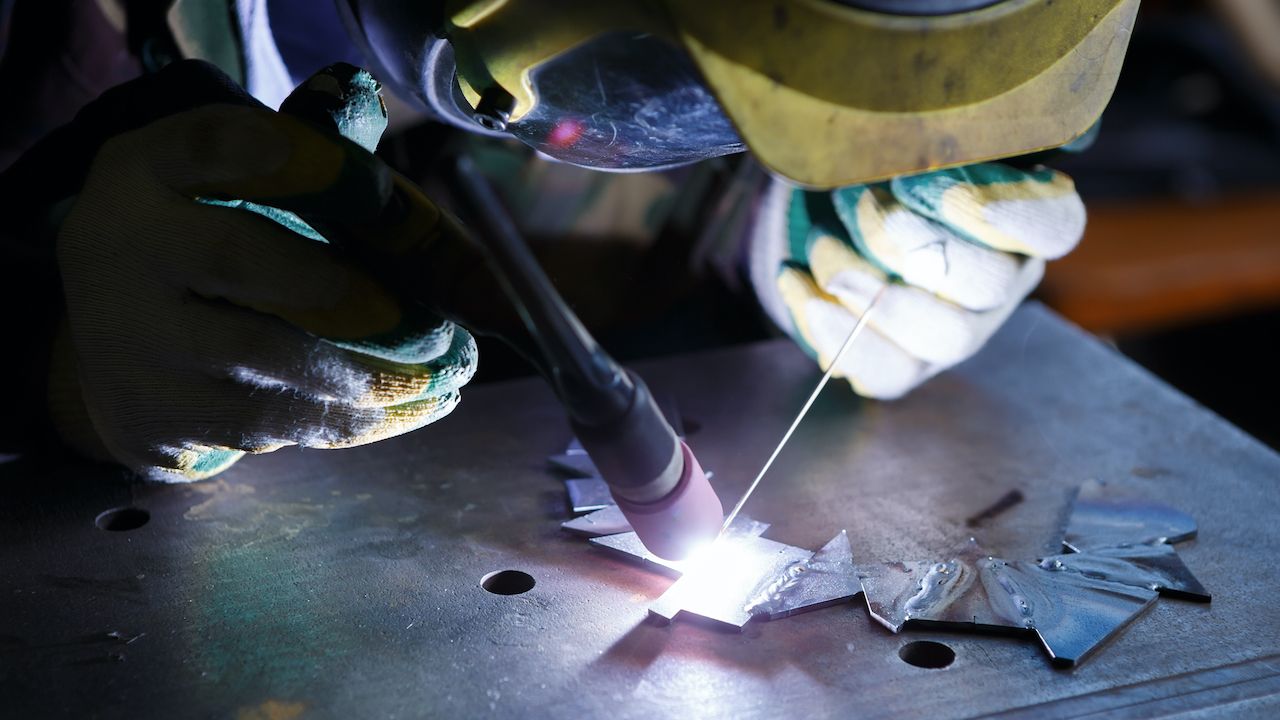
52,67 -> 476,482
752,163 -> 1084,399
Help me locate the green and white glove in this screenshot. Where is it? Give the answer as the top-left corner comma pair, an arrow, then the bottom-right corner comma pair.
751,163 -> 1085,399
52,66 -> 476,481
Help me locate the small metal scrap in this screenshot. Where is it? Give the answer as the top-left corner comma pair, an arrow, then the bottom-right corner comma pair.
1063,479 -> 1197,552
548,453 -> 600,480
858,481 -> 1211,666
565,478 -> 613,513
561,505 -> 633,538
1042,542 -> 1209,602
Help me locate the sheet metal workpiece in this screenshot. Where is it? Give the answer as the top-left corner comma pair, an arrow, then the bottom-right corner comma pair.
646,536 -> 814,628
560,504 -> 633,537
589,515 -> 773,579
4,303 -> 1278,719
1063,478 -> 1199,552
548,452 -> 600,480
1042,542 -> 1210,602
859,484 -> 1212,666
563,478 -> 614,513
859,542 -> 1161,666
590,523 -> 862,629
860,474 -> 1208,666
745,530 -> 865,621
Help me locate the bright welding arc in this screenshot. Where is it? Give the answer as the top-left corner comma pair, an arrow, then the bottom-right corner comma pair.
718,285 -> 890,537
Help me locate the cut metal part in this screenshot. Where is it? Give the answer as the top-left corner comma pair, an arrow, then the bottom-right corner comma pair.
858,483 -> 1211,666
1041,542 -> 1210,602
592,521 -> 862,629
589,516 -> 772,579
548,453 -> 599,479
1063,479 -> 1198,552
648,535 -> 813,628
858,541 -> 1161,666
564,478 -> 613,513
746,531 -> 865,621
561,505 -> 633,538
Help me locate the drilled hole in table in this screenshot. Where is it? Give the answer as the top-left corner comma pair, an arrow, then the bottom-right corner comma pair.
481,570 -> 535,595
899,640 -> 955,669
95,507 -> 150,532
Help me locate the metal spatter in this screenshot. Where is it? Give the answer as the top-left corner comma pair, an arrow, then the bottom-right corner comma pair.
858,481 -> 1211,666
590,520 -> 862,629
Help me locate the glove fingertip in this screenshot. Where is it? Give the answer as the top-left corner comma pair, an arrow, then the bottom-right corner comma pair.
279,63 -> 389,154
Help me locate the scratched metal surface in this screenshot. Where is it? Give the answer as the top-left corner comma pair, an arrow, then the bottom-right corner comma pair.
2,303 -> 1278,719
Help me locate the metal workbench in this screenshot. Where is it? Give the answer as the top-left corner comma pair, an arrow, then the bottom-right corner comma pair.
2,303 -> 1278,718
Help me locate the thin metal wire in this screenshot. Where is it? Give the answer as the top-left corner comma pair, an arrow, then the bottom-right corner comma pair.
718,284 -> 890,537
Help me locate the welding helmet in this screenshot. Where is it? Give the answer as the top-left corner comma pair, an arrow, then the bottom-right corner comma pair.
337,0 -> 1139,188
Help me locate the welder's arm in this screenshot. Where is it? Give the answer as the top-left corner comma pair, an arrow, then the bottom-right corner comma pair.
1,62 -> 476,481
752,163 -> 1085,398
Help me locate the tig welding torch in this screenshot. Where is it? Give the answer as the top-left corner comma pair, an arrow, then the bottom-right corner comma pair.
444,157 -> 723,559
277,149 -> 725,561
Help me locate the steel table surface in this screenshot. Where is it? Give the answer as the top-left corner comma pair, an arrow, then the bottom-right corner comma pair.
2,303 -> 1278,719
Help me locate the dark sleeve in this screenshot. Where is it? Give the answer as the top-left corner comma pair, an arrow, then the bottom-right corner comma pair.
0,0 -> 145,173
0,206 -> 62,454
1,0 -> 14,55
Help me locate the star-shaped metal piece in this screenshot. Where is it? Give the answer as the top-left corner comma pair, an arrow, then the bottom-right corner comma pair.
746,531 -> 865,621
590,521 -> 862,629
858,481 -> 1211,666
859,542 -> 1161,666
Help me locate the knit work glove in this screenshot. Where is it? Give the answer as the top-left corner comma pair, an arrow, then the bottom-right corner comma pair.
754,163 -> 1085,399
52,65 -> 476,481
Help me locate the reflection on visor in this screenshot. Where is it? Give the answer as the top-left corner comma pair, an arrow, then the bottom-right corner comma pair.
505,33 -> 744,172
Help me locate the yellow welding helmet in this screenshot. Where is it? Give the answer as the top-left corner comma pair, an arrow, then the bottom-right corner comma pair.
338,0 -> 1139,188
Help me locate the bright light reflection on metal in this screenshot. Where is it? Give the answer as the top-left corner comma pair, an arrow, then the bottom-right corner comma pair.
649,534 -> 816,628
663,536 -> 756,602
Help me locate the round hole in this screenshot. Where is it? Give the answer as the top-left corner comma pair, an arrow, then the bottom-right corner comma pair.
481,570 -> 535,595
898,640 -> 955,669
95,507 -> 150,532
